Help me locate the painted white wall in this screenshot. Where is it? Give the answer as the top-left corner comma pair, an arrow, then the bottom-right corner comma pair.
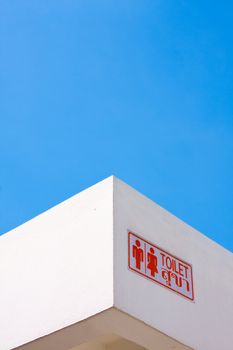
1,176 -> 232,350
113,177 -> 233,350
0,177 -> 114,350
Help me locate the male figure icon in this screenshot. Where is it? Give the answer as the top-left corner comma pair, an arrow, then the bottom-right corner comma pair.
133,239 -> 144,270
147,247 -> 158,277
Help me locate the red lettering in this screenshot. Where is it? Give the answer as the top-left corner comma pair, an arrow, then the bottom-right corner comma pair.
160,252 -> 166,266
166,256 -> 172,269
178,263 -> 184,277
183,265 -> 189,279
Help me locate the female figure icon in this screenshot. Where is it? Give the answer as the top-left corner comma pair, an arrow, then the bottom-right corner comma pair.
147,247 -> 158,277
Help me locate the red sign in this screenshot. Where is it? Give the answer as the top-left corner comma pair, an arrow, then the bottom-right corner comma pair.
128,231 -> 194,301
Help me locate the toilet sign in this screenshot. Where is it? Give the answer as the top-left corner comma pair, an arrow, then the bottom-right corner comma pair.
128,231 -> 194,301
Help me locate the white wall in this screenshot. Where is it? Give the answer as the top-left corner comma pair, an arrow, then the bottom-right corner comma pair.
0,177 -> 114,350
1,176 -> 232,350
113,177 -> 233,350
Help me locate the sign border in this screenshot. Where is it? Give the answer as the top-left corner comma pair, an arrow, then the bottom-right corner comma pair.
128,231 -> 195,301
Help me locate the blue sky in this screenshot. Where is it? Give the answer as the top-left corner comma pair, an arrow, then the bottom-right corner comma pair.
0,1 -> 232,252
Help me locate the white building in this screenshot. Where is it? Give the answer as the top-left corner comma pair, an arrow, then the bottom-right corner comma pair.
0,176 -> 232,350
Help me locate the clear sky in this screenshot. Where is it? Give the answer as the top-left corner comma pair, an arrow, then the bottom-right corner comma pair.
0,1 -> 232,252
